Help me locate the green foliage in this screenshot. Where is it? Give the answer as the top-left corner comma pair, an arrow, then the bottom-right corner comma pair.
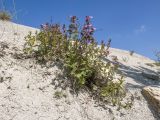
24,24 -> 67,62
100,77 -> 125,105
54,91 -> 66,99
64,42 -> 94,89
0,11 -> 11,21
153,62 -> 160,66
24,16 -> 126,106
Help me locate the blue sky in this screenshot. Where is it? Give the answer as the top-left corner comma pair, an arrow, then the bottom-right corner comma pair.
1,0 -> 160,60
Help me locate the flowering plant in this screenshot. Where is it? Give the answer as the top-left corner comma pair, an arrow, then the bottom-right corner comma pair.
24,16 -> 126,106
68,16 -> 79,40
81,16 -> 96,44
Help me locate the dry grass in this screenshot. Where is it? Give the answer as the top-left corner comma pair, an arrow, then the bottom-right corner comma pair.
153,62 -> 160,66
0,11 -> 12,21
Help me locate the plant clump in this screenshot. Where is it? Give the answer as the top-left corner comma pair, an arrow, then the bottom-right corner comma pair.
156,51 -> 160,62
24,16 -> 126,106
0,11 -> 12,21
154,51 -> 160,66
129,50 -> 134,56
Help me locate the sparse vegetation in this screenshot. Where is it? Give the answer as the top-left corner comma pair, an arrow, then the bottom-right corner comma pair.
54,91 -> 66,99
153,62 -> 160,66
24,16 -> 126,106
153,51 -> 160,66
129,50 -> 134,56
122,57 -> 129,63
145,63 -> 154,67
145,51 -> 160,67
0,11 -> 11,21
156,51 -> 160,62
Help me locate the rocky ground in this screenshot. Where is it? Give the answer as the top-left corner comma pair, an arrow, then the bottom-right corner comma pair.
0,21 -> 160,120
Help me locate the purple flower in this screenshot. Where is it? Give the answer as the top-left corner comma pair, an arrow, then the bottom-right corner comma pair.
87,39 -> 91,44
85,16 -> 90,22
89,16 -> 93,19
84,25 -> 88,28
88,24 -> 92,27
79,45 -> 83,49
80,16 -> 95,43
70,16 -> 77,23
85,16 -> 93,23
40,24 -> 45,29
40,23 -> 49,30
93,27 -> 96,30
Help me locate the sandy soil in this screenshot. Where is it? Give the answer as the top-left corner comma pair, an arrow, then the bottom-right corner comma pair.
0,21 -> 160,120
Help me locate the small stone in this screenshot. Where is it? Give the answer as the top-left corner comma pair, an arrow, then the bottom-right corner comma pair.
27,85 -> 30,89
34,112 -> 37,114
7,86 -> 11,89
0,77 -> 4,83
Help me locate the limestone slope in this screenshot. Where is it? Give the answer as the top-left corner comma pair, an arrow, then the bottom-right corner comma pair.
0,21 -> 159,120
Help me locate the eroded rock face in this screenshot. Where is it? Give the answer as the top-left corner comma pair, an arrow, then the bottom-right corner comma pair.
142,86 -> 160,117
142,71 -> 159,81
